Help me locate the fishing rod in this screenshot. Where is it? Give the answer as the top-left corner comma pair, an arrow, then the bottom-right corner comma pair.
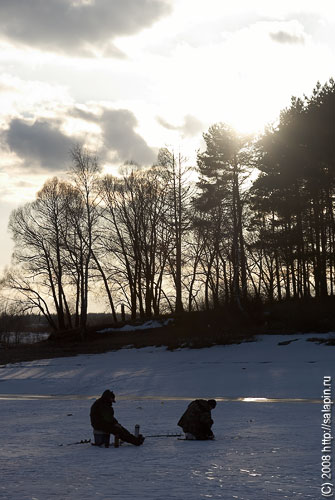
145,433 -> 182,438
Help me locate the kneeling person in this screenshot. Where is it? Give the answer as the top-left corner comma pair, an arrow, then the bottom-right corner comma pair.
177,399 -> 216,440
90,390 -> 144,447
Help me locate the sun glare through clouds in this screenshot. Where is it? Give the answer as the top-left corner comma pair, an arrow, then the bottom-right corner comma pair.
0,0 -> 334,272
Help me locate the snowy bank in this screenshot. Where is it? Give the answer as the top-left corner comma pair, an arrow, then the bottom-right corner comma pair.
1,333 -> 334,399
97,318 -> 174,333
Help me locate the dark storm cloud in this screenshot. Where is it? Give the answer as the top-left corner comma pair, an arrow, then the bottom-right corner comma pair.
270,31 -> 305,45
157,114 -> 203,137
0,0 -> 172,56
72,106 -> 156,165
4,118 -> 75,171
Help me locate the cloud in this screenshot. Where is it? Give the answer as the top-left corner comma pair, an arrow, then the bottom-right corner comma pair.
156,117 -> 179,131
1,106 -> 156,171
0,0 -> 172,57
0,82 -> 13,93
3,118 -> 76,171
71,107 -> 97,123
268,20 -> 307,45
182,115 -> 204,137
270,31 -> 305,44
71,106 -> 156,165
101,109 -> 156,165
157,114 -> 203,137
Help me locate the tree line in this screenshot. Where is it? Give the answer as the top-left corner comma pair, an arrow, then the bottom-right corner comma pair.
1,79 -> 334,331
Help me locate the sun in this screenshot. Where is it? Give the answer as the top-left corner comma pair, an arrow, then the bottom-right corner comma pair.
225,101 -> 273,136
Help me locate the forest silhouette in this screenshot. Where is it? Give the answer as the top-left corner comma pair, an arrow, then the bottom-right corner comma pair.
1,79 -> 334,337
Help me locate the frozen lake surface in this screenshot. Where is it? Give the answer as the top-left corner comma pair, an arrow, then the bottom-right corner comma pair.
0,333 -> 334,499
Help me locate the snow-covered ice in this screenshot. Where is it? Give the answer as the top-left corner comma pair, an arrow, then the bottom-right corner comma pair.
0,333 -> 334,499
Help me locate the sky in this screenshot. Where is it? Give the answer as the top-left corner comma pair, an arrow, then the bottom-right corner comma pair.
0,0 -> 334,274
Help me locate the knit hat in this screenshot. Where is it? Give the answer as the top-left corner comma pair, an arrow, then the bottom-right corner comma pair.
208,399 -> 216,409
102,390 -> 115,402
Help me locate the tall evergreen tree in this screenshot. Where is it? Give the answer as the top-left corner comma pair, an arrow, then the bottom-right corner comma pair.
194,123 -> 253,307
250,79 -> 335,299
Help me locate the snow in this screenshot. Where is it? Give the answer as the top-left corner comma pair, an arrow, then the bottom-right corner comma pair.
97,318 -> 174,333
0,333 -> 334,499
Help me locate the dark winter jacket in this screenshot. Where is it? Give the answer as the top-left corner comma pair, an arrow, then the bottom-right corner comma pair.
90,393 -> 118,433
177,399 -> 214,438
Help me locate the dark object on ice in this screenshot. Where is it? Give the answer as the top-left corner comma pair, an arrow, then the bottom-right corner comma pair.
59,438 -> 91,446
90,390 -> 144,446
177,399 -> 216,440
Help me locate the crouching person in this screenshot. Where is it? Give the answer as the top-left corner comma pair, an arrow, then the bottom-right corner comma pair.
177,399 -> 217,440
90,389 -> 144,447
